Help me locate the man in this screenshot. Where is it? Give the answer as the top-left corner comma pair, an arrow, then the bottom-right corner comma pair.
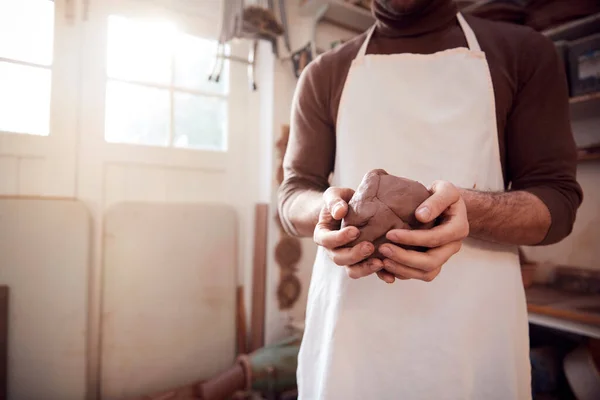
278,0 -> 582,399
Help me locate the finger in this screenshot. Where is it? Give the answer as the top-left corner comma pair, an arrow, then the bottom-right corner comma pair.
328,241 -> 376,266
346,258 -> 384,279
313,219 -> 360,249
415,181 -> 460,223
387,216 -> 469,248
323,187 -> 355,220
383,259 -> 442,282
379,241 -> 462,272
376,270 -> 396,284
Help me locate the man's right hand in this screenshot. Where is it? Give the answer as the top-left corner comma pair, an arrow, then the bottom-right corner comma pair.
313,187 -> 384,279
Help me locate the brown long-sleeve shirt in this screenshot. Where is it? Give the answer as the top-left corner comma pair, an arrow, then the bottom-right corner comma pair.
279,0 -> 583,245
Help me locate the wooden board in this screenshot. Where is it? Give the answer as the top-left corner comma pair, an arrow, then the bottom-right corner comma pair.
526,286 -> 579,305
0,286 -> 7,400
250,204 -> 268,352
526,285 -> 600,326
0,198 -> 90,400
101,202 -> 238,400
236,286 -> 247,355
570,91 -> 600,104
528,304 -> 600,326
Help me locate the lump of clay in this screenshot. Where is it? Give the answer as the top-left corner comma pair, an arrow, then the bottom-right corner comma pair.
341,169 -> 434,258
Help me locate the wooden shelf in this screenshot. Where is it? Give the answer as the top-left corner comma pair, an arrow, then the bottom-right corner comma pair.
570,91 -> 600,104
578,152 -> 600,162
526,283 -> 600,338
526,285 -> 600,338
529,312 -> 600,339
300,0 -> 374,33
542,12 -> 600,42
460,6 -> 599,42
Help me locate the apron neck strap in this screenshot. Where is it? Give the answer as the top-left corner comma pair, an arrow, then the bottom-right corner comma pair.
356,25 -> 376,58
456,13 -> 481,52
356,12 -> 481,58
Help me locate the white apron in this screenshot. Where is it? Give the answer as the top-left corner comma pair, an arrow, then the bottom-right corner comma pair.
297,14 -> 531,400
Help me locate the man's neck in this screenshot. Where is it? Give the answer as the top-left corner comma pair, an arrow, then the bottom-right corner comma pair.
372,0 -> 458,37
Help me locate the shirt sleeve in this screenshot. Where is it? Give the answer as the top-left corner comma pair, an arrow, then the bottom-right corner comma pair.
506,31 -> 583,245
277,57 -> 336,236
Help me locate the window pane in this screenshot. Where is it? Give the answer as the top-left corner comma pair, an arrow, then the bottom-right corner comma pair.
174,93 -> 227,150
105,81 -> 170,146
174,33 -> 228,95
107,15 -> 175,84
0,62 -> 51,135
0,0 -> 54,65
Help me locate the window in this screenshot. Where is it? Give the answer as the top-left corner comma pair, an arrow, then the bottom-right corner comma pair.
104,15 -> 229,151
0,0 -> 55,136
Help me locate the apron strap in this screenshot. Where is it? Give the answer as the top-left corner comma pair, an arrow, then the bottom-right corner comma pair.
356,25 -> 376,58
456,13 -> 481,52
356,12 -> 481,59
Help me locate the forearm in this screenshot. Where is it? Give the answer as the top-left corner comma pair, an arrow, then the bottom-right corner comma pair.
460,189 -> 551,245
280,189 -> 325,238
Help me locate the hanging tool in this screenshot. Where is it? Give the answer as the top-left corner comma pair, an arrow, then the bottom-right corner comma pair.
291,43 -> 313,78
209,0 -> 285,91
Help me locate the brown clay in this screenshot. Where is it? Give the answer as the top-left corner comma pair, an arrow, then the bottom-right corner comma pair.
341,169 -> 434,258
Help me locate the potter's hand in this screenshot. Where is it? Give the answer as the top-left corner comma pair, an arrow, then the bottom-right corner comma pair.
380,181 -> 469,282
313,187 -> 383,279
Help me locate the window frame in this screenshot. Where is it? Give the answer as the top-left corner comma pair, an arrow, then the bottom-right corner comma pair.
0,0 -> 249,170
103,12 -> 231,151
0,57 -> 53,136
77,0 -> 249,171
0,0 -> 81,159
0,0 -> 55,137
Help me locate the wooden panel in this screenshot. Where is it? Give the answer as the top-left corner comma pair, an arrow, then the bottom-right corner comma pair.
0,286 -> 7,400
0,157 -> 17,195
164,169 -> 226,203
528,303 -> 600,326
236,286 -> 247,355
104,164 -> 127,208
101,202 -> 238,399
526,284 -> 600,329
124,165 -> 167,202
250,204 -> 268,352
18,157 -> 45,195
105,164 -> 227,207
0,198 -> 89,400
105,163 -> 168,204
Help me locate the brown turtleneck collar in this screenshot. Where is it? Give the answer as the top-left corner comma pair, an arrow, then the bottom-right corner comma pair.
372,0 -> 458,37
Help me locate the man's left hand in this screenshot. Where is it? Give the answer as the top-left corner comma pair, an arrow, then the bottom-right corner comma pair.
378,181 -> 469,282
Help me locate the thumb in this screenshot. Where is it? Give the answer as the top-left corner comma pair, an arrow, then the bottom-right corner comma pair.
415,181 -> 459,223
323,187 -> 355,220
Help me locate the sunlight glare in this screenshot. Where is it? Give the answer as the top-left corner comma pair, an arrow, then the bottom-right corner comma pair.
0,62 -> 51,135
107,15 -> 177,84
0,0 -> 54,65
